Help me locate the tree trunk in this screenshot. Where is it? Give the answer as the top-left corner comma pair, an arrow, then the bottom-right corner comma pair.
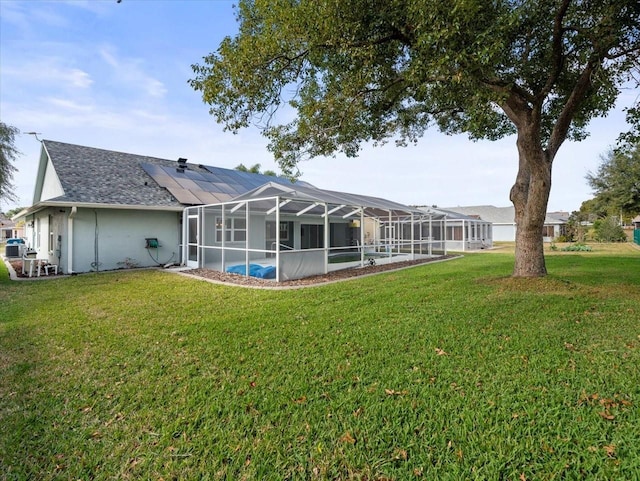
510,128 -> 553,277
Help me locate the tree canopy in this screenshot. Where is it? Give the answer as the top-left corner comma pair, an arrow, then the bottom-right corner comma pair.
191,0 -> 640,276
586,142 -> 640,217
235,162 -> 277,177
0,122 -> 20,204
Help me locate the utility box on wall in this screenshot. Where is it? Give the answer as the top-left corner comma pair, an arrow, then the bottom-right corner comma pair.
145,238 -> 159,248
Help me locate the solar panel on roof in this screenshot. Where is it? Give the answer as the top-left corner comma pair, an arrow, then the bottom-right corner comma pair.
194,180 -> 214,191
211,182 -> 235,195
184,169 -> 206,181
174,178 -> 201,190
166,187 -> 203,205
192,191 -> 225,205
200,172 -> 218,182
226,183 -> 245,194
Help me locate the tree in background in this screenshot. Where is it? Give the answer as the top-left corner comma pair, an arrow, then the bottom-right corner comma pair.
190,0 -> 640,277
235,163 -> 277,177
586,143 -> 640,221
593,216 -> 627,242
0,122 -> 20,204
2,206 -> 26,219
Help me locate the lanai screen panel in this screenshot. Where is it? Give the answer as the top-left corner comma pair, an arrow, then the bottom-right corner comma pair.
185,183 -> 445,281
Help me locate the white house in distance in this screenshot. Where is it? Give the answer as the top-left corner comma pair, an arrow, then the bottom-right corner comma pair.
416,206 -> 493,251
14,140 -> 449,280
1,213 -> 21,241
444,205 -> 569,242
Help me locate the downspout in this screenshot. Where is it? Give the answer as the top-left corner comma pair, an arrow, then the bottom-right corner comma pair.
67,206 -> 77,274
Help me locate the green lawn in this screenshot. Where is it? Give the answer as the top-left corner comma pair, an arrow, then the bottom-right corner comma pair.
1,244 -> 639,480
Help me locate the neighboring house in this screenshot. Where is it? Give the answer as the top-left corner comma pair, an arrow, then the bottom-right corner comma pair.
0,213 -> 20,241
416,206 -> 493,251
15,140 -> 448,279
444,205 -> 568,242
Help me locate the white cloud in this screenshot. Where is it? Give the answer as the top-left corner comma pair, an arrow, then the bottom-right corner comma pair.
67,68 -> 93,88
3,60 -> 93,90
44,97 -> 94,112
99,46 -> 168,98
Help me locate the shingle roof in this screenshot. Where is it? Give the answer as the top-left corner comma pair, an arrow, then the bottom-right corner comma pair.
43,141 -> 184,207
444,205 -> 516,223
41,140 -> 308,208
445,205 -> 567,225
416,206 -> 485,221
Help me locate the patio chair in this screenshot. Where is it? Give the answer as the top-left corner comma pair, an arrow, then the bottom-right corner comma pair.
44,264 -> 58,275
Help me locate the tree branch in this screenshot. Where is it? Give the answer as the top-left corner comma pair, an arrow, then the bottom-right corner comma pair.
539,0 -> 571,101
547,60 -> 598,158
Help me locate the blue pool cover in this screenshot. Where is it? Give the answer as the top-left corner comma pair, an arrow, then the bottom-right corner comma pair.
226,264 -> 276,279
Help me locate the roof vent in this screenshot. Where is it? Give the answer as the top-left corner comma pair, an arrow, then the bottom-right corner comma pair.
177,157 -> 188,173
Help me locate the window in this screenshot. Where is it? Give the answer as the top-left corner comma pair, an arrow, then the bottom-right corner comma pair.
279,222 -> 289,241
447,226 -> 463,241
215,217 -> 246,242
301,224 -> 324,249
542,225 -> 555,238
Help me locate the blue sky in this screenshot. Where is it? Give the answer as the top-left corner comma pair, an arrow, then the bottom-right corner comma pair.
1,0 -> 637,213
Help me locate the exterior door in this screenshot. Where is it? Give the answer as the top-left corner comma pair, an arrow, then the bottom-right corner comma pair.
385,224 -> 396,252
186,214 -> 199,268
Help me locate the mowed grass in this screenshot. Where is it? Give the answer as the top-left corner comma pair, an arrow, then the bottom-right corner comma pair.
1,244 -> 639,480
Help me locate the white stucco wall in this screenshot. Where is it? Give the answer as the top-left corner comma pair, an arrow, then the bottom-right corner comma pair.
77,208 -> 181,272
46,208 -> 182,273
492,224 -> 517,242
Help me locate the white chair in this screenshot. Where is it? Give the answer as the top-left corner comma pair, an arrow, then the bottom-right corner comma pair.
44,264 -> 58,275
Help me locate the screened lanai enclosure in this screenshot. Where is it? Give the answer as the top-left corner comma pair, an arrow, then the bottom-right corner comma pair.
418,207 -> 493,251
183,183 -> 448,282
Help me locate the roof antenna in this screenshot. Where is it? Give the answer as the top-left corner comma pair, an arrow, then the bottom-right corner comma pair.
26,132 -> 42,142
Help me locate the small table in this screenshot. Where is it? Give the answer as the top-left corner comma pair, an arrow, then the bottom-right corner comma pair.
22,258 -> 48,277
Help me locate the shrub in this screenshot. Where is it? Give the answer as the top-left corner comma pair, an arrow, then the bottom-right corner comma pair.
560,243 -> 592,251
593,217 -> 627,242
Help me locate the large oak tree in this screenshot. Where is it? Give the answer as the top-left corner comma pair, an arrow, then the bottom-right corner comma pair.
190,0 -> 640,276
